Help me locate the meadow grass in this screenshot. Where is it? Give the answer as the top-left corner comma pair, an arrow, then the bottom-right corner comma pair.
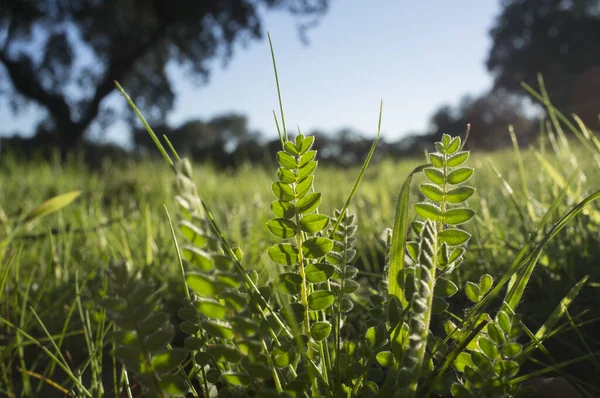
1,50 -> 600,397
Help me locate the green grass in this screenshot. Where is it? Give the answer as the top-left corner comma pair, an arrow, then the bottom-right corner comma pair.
1,60 -> 600,396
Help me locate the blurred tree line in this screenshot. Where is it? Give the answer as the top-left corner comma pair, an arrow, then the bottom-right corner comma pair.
1,0 -> 599,167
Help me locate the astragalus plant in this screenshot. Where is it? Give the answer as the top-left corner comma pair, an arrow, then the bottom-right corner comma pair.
100,41 -> 599,396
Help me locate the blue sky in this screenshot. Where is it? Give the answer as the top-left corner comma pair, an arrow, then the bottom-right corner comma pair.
0,0 -> 501,147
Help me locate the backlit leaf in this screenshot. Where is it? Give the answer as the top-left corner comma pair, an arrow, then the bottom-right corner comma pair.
271,200 -> 296,219
275,272 -> 303,295
420,184 -> 443,202
186,273 -> 219,298
277,151 -> 297,168
268,244 -> 299,265
424,168 -> 444,185
283,141 -> 299,155
299,150 -> 317,167
151,348 -> 187,374
159,374 -> 189,396
272,182 -> 295,202
446,186 -> 475,203
302,237 -> 333,259
299,136 -> 315,154
195,298 -> 227,320
299,214 -> 329,233
311,321 -> 332,341
298,160 -> 317,180
308,290 -> 335,310
267,218 -> 297,239
447,151 -> 469,167
465,281 -> 480,303
447,168 -> 474,184
295,176 -> 313,199
444,208 -> 474,225
414,202 -> 442,221
222,372 -> 250,386
429,153 -> 444,168
439,229 -> 471,245
277,167 -> 296,183
24,191 -> 81,223
207,344 -> 242,363
305,262 -> 335,283
296,192 -> 321,214
435,277 -> 458,297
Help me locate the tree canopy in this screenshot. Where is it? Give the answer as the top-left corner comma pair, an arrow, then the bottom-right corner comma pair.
487,0 -> 600,129
0,0 -> 329,157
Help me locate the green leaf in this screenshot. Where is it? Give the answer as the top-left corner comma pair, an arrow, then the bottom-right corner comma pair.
159,374 -> 189,396
267,243 -> 299,265
23,191 -> 81,223
308,290 -> 335,310
179,221 -> 207,247
446,186 -> 475,203
496,311 -> 511,334
376,351 -> 394,367
424,167 -> 445,185
298,160 -> 318,180
479,274 -> 493,295
450,384 -> 473,398
145,325 -> 175,351
439,229 -> 471,245
502,343 -> 522,358
283,141 -> 299,155
275,272 -> 303,295
432,296 -> 449,314
271,200 -> 296,219
194,351 -> 211,366
429,153 -> 444,168
435,277 -> 458,297
151,348 -> 188,374
447,168 -> 474,184
299,150 -> 317,167
465,281 -> 480,303
222,372 -> 250,387
414,202 -> 442,221
444,208 -> 475,225
216,272 -> 242,288
442,134 -> 451,147
181,246 -> 214,271
272,182 -> 295,201
486,323 -> 506,345
272,346 -> 294,368
471,351 -> 493,372
184,336 -> 204,350
295,134 -> 304,148
207,344 -> 242,363
388,164 -> 429,309
295,175 -> 313,199
296,192 -> 321,214
447,151 -> 469,167
299,136 -> 315,154
277,167 -> 297,183
179,321 -> 200,335
406,241 -> 419,261
200,320 -> 234,339
494,360 -> 519,378
302,237 -> 333,259
98,297 -> 127,313
267,218 -> 297,239
478,336 -> 499,359
277,151 -> 297,168
299,214 -> 329,233
311,321 -> 332,341
195,299 -> 227,320
305,263 -> 335,283
446,137 -> 461,154
453,352 -> 473,372
186,273 -> 219,298
420,184 -> 443,202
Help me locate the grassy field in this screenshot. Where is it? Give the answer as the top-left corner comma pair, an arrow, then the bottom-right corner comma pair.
2,82 -> 600,397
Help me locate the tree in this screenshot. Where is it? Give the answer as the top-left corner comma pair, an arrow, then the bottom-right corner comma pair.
0,0 -> 330,158
398,90 -> 535,152
487,0 -> 600,129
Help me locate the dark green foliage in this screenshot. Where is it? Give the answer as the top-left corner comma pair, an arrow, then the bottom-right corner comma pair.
98,262 -> 188,397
